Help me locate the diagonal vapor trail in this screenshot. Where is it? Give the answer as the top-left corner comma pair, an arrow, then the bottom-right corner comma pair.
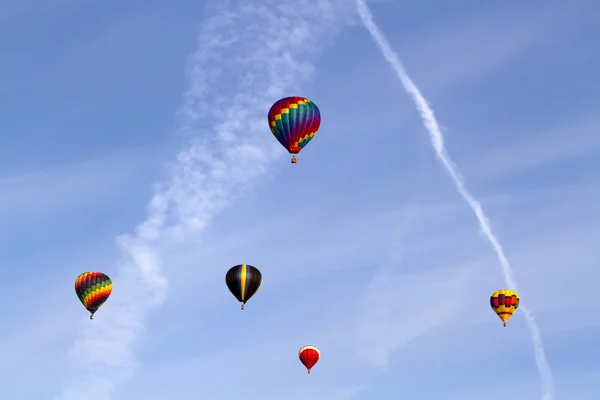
56,1 -> 346,399
355,1 -> 553,399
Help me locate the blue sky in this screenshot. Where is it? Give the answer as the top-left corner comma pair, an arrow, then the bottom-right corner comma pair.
1,0 -> 598,399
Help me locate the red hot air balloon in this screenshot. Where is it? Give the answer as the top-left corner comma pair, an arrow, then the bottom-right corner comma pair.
298,345 -> 320,374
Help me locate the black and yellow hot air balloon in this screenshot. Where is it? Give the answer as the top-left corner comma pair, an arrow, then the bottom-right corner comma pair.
490,289 -> 519,327
75,272 -> 112,319
225,264 -> 262,310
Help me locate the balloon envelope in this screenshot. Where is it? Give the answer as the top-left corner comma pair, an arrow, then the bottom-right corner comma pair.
268,96 -> 321,161
225,264 -> 262,309
490,289 -> 519,326
75,272 -> 112,319
299,345 -> 320,374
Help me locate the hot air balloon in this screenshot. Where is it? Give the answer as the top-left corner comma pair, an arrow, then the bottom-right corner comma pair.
267,96 -> 321,163
75,272 -> 112,320
490,289 -> 519,327
299,345 -> 320,374
225,264 -> 262,310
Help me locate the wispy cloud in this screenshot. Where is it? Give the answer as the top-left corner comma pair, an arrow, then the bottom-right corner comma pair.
0,145 -> 161,219
47,180 -> 597,398
355,0 -> 553,399
463,114 -> 600,182
96,224 -> 477,399
115,202 -> 482,398
401,7 -> 578,93
0,0 -> 87,25
57,1 -> 347,398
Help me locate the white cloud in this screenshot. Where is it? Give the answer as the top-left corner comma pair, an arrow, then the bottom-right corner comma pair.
97,254 -> 475,399
344,2 -> 576,97
102,180 -> 600,398
55,196 -> 463,397
10,174 -> 587,399
400,7 -> 579,93
0,144 -> 162,221
56,1 -> 350,398
462,114 -> 600,182
355,266 -> 472,368
0,0 -> 91,25
347,198 -> 600,398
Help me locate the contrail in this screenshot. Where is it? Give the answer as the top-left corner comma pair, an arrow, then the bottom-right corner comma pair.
355,1 -> 553,398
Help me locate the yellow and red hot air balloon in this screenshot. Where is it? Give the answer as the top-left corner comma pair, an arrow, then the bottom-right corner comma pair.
299,345 -> 320,374
267,96 -> 321,163
490,289 -> 519,327
75,272 -> 112,319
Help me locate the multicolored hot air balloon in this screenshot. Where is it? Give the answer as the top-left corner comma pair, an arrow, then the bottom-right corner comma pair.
75,272 -> 112,320
299,345 -> 320,374
267,96 -> 321,163
490,289 -> 519,327
225,264 -> 262,310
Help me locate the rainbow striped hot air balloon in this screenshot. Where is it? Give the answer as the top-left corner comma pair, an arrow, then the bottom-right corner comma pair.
268,96 -> 321,163
490,289 -> 519,327
75,272 -> 112,319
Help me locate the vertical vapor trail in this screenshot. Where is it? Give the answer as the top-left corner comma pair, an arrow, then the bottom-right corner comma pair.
355,1 -> 553,399
57,1 -> 347,399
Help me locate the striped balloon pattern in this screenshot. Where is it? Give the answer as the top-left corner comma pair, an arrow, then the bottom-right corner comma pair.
75,272 -> 112,318
225,264 -> 263,310
268,96 -> 321,160
490,289 -> 519,327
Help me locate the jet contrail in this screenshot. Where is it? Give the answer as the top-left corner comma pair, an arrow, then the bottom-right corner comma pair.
355,1 -> 553,398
